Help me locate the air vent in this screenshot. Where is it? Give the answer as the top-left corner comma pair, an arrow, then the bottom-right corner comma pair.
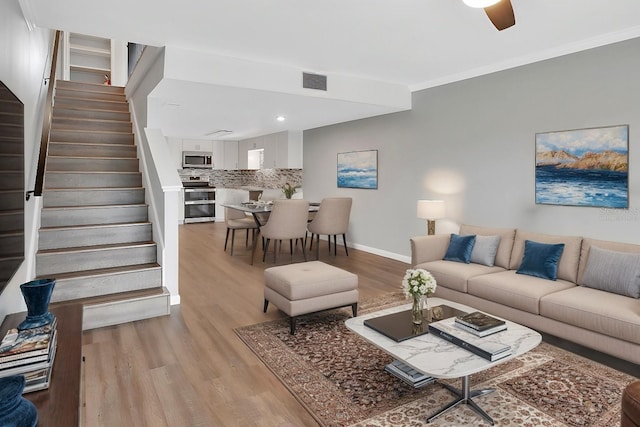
302,72 -> 327,91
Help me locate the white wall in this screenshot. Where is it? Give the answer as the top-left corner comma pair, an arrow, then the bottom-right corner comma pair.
0,0 -> 54,320
303,38 -> 640,261
127,47 -> 183,305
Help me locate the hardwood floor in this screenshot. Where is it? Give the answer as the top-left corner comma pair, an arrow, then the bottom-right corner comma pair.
81,222 -> 410,426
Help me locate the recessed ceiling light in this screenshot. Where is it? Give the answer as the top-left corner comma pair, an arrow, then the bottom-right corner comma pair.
276,116 -> 286,122
462,0 -> 500,8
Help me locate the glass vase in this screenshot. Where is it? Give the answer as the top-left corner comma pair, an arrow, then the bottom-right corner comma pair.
411,294 -> 423,325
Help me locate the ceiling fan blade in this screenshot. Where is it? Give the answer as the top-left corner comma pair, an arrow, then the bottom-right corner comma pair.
484,0 -> 515,31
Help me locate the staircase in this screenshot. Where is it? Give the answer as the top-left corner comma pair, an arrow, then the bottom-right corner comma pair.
37,80 -> 170,330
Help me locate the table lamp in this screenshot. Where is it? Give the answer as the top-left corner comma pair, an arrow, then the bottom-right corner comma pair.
417,200 -> 445,235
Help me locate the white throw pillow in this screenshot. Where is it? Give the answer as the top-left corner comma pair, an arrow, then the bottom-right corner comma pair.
582,246 -> 640,298
470,235 -> 501,267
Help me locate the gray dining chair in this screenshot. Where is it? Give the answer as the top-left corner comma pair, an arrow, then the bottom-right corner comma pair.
260,199 -> 309,263
307,197 -> 352,258
224,207 -> 258,256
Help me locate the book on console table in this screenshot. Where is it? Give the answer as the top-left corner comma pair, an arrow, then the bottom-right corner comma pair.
384,360 -> 435,388
0,331 -> 57,378
0,318 -> 57,363
454,321 -> 507,337
455,311 -> 505,331
428,318 -> 511,362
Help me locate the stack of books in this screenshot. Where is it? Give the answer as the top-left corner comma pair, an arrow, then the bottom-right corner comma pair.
384,359 -> 435,388
454,311 -> 507,337
0,318 -> 57,393
428,317 -> 512,361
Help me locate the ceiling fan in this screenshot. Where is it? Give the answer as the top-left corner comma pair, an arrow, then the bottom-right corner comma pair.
463,0 -> 516,31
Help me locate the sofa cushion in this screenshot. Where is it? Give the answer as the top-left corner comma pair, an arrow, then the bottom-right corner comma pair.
509,230 -> 582,283
467,270 -> 576,314
443,234 -> 476,263
540,286 -> 640,345
415,260 -> 504,293
578,238 -> 640,285
459,225 -> 516,269
516,240 -> 565,281
581,246 -> 640,298
470,235 -> 501,267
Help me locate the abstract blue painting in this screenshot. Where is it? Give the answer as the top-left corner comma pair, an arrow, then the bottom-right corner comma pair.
337,150 -> 378,189
535,125 -> 628,208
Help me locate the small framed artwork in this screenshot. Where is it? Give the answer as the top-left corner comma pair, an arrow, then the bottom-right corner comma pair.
535,125 -> 628,208
337,150 -> 378,189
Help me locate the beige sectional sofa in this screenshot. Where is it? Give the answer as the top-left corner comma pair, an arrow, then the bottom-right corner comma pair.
410,224 -> 640,365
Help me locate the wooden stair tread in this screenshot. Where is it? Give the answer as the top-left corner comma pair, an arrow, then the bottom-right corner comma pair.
39,221 -> 151,231
54,286 -> 166,308
37,241 -> 156,255
36,263 -> 161,280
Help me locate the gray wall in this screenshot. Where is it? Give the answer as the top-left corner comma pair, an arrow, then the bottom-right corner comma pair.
303,38 -> 640,261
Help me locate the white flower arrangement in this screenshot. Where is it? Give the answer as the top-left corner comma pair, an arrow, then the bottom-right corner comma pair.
402,268 -> 437,298
281,183 -> 300,199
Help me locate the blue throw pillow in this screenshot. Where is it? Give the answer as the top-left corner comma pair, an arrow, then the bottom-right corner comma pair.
443,234 -> 476,264
516,240 -> 565,280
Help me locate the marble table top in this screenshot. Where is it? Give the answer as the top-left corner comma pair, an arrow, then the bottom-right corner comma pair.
345,297 -> 542,379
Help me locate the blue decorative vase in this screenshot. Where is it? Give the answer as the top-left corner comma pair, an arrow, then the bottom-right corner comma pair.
17,279 -> 56,331
0,376 -> 38,427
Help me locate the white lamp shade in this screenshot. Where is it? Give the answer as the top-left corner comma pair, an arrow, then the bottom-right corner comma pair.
462,0 -> 501,8
417,200 -> 446,220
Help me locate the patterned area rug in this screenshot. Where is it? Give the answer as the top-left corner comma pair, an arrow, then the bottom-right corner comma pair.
235,295 -> 637,427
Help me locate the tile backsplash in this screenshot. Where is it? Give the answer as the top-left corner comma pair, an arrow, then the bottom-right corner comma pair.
179,168 -> 302,189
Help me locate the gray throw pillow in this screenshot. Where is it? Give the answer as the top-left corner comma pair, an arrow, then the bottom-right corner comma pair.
582,246 -> 640,298
470,235 -> 501,267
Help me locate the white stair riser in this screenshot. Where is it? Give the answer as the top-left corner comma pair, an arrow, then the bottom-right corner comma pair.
53,97 -> 129,112
36,244 -> 157,276
82,289 -> 170,330
47,157 -> 139,172
55,88 -> 126,103
50,267 -> 162,303
56,80 -> 125,95
39,223 -> 152,250
48,142 -> 136,158
43,188 -> 145,207
52,118 -> 132,133
50,129 -> 133,145
44,172 -> 142,189
41,205 -> 148,227
53,107 -> 130,122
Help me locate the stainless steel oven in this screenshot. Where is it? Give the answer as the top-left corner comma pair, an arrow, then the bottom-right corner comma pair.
183,178 -> 216,223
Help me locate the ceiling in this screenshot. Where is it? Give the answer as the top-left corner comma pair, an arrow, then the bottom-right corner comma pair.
22,0 -> 640,140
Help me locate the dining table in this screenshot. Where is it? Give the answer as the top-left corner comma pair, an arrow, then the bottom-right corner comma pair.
223,201 -> 319,264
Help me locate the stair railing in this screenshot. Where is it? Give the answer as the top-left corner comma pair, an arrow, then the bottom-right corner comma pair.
26,30 -> 61,201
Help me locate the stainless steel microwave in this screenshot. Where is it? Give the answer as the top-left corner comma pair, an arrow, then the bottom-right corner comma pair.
182,151 -> 213,169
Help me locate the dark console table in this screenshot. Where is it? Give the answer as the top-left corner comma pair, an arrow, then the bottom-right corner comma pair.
0,304 -> 82,426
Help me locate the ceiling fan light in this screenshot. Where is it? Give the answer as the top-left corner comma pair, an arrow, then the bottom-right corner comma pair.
462,0 -> 500,8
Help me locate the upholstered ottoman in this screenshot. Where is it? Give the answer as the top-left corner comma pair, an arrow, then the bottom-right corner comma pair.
622,380 -> 640,427
263,261 -> 359,334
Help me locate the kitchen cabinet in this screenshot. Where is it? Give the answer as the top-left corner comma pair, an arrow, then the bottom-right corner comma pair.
212,141 -> 224,169
182,139 -> 212,153
238,131 -> 302,169
224,141 -> 239,170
